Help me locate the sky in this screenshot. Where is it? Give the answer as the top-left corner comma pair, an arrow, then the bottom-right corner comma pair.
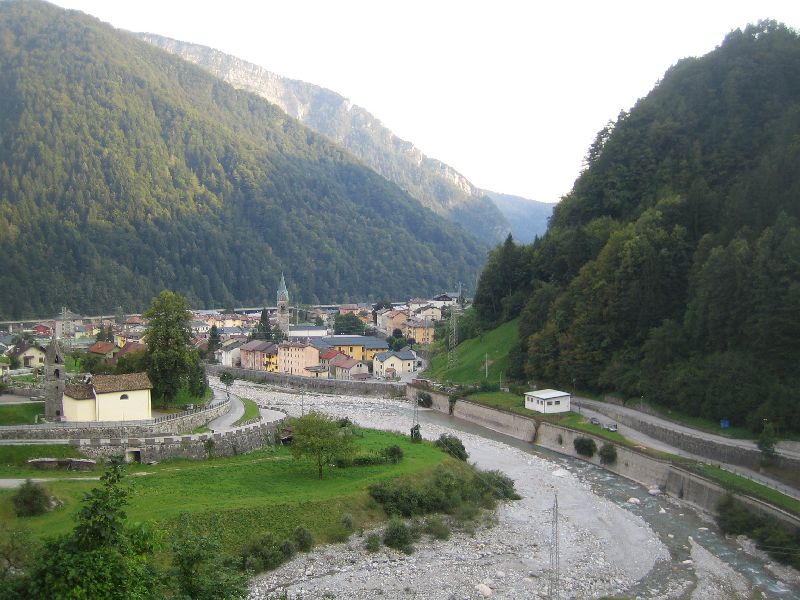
51,1 -> 800,203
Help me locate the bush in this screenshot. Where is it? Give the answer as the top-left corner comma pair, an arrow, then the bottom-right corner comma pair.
573,437 -> 597,458
242,533 -> 285,572
599,443 -> 617,465
410,424 -> 422,442
435,434 -> 469,461
424,516 -> 451,541
12,480 -> 49,517
473,469 -> 522,501
340,513 -> 354,531
417,392 -> 432,408
365,533 -> 381,553
382,445 -> 404,464
278,539 -> 295,559
293,526 -> 314,552
383,517 -> 413,553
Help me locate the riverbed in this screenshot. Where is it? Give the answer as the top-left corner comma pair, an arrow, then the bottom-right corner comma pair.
232,381 -> 799,599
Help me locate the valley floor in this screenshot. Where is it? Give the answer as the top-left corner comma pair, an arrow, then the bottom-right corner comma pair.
231,383 -> 793,599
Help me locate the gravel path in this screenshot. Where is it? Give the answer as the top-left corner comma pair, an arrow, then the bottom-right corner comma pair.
238,383 -> 669,599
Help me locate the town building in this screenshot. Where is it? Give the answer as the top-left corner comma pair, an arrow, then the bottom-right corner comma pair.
276,274 -> 291,337
239,340 -> 278,371
278,341 -> 320,376
373,350 -> 417,378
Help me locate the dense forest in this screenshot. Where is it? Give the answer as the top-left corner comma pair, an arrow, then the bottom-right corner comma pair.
0,1 -> 486,318
139,33 -> 513,245
473,22 -> 800,432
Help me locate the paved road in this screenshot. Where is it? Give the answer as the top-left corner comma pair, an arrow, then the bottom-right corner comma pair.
574,397 -> 800,500
0,476 -> 100,489
207,384 -> 244,432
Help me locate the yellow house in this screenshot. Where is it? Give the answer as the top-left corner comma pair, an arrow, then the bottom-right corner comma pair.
321,336 -> 389,362
62,372 -> 152,422
11,343 -> 47,369
278,342 -> 320,376
405,318 -> 435,345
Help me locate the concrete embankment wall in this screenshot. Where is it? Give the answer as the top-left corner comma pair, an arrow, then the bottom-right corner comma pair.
0,399 -> 230,440
579,400 -> 800,473
74,420 -> 283,462
208,365 -> 406,398
407,383 -> 799,528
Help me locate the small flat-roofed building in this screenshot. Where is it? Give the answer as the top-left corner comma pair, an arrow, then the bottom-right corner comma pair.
524,389 -> 570,414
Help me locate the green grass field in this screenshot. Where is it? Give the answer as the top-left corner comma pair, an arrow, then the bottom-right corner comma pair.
426,318 -> 518,385
233,398 -> 260,426
0,429 -> 448,552
0,402 -> 45,425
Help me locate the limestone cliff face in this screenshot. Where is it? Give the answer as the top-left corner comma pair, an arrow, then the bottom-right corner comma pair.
138,33 -> 512,244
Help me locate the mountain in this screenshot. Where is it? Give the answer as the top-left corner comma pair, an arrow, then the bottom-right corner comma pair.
471,21 -> 800,432
0,1 -> 486,318
482,191 -> 553,243
137,34 -> 512,245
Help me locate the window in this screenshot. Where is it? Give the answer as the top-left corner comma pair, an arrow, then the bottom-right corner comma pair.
554,400 -> 560,405
547,401 -> 552,406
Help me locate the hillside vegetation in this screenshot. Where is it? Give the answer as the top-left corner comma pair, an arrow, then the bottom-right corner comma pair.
0,1 -> 485,318
139,33 -> 512,245
472,22 -> 800,433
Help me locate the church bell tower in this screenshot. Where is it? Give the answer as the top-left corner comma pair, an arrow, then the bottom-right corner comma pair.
44,332 -> 66,420
277,273 -> 290,338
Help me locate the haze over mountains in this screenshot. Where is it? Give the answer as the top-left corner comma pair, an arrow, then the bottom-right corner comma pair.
0,1 -> 486,318
138,34 -> 554,245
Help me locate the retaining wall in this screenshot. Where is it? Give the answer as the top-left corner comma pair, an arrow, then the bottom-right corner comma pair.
407,383 -> 799,528
0,399 -> 230,440
209,365 -> 406,398
74,420 -> 283,462
576,400 -> 800,473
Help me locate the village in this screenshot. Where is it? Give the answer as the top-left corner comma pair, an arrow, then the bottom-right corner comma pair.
0,277 -> 466,415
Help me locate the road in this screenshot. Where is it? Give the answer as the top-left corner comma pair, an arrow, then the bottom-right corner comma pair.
574,396 -> 800,500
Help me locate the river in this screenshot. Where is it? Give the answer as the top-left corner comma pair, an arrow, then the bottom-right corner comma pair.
233,381 -> 800,599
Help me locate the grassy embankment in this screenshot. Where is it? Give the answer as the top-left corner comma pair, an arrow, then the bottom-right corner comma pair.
0,429 -> 448,553
0,402 -> 45,425
233,398 -> 260,427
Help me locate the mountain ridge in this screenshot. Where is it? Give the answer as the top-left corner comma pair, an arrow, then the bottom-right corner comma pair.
137,33 -> 539,244
0,1 -> 485,318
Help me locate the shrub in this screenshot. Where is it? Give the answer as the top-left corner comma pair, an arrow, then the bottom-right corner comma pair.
293,526 -> 314,552
12,480 -> 49,517
340,513 -> 354,531
410,424 -> 422,442
365,533 -> 381,553
424,516 -> 451,541
242,533 -> 285,572
448,395 -> 457,415
573,437 -> 597,458
383,517 -> 413,553
337,417 -> 353,428
417,392 -> 432,408
382,445 -> 404,464
473,469 -> 522,501
599,443 -> 617,465
278,539 -> 295,559
435,434 -> 469,461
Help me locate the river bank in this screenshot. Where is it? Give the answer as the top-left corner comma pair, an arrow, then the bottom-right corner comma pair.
235,382 -> 798,599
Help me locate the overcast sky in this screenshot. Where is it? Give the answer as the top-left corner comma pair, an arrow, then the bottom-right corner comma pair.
52,1 -> 800,203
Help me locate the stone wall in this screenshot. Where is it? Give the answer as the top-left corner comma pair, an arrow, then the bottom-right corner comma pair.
6,387 -> 41,398
665,466 -> 800,530
210,365 -> 406,398
75,420 -> 283,462
0,399 -> 230,440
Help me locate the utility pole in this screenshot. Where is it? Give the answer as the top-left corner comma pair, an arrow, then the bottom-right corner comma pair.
549,494 -> 560,600
485,352 -> 489,379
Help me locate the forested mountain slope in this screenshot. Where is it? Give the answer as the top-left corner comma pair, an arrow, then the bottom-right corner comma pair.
472,22 -> 800,432
482,191 -> 553,243
0,1 -> 486,318
137,34 -> 513,245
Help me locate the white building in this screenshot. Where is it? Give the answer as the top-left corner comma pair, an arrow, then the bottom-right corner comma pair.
524,389 -> 571,414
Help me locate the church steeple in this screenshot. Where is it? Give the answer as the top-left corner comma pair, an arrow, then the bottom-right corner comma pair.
276,273 -> 290,337
44,331 -> 66,420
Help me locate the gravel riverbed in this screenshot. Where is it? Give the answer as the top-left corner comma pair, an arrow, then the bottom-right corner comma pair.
236,383 -> 669,599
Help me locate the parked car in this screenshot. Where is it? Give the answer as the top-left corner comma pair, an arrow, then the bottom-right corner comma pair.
604,423 -> 618,432
589,417 -> 601,426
